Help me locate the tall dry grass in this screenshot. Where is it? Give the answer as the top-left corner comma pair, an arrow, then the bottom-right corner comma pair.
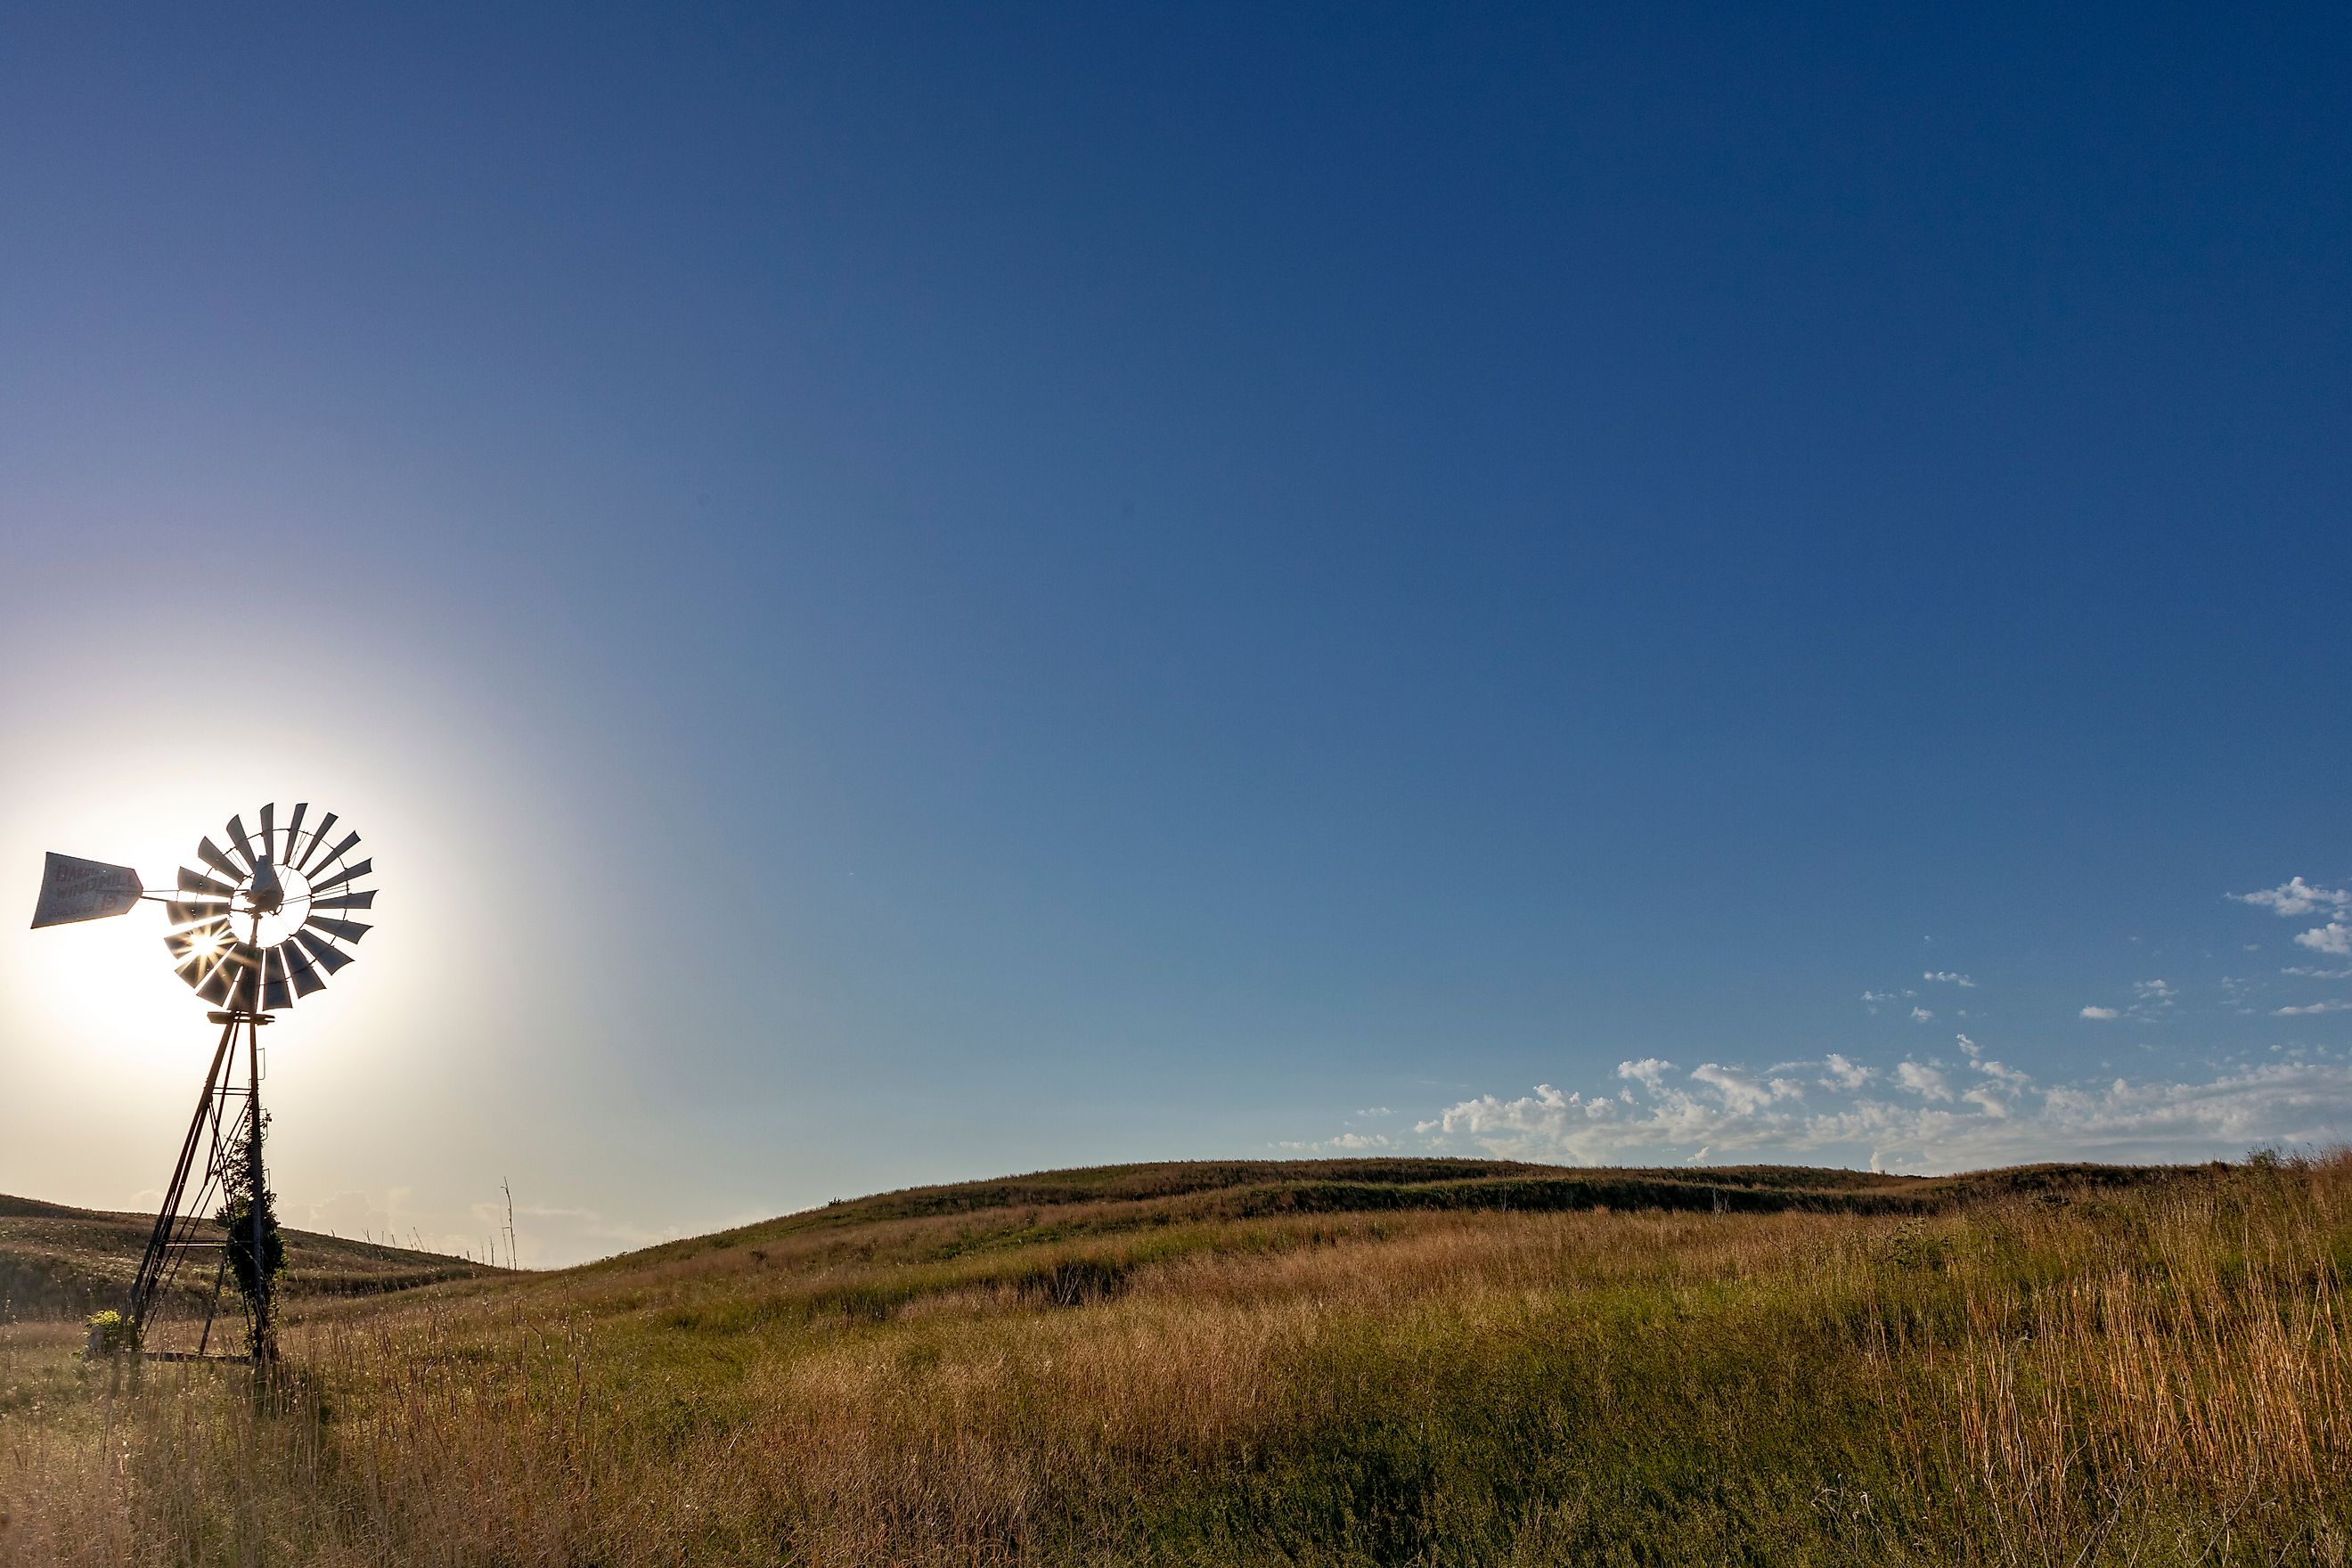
3,1157 -> 2348,1564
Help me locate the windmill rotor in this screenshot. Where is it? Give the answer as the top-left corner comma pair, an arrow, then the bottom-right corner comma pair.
158,803 -> 375,1016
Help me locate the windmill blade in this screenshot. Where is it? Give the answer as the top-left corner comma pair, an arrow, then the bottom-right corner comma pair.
196,958 -> 236,1005
257,804 -> 277,865
309,889 -> 376,911
261,947 -> 292,1012
196,837 -> 243,884
169,919 -> 236,992
282,804 -> 309,866
306,915 -> 372,944
294,929 -> 354,975
178,866 -> 236,897
294,812 -> 337,871
282,938 -> 326,998
190,935 -> 264,1010
165,899 -> 230,927
164,919 -> 231,960
223,816 -> 258,878
304,829 -> 361,878
309,858 -> 372,895
30,853 -> 144,928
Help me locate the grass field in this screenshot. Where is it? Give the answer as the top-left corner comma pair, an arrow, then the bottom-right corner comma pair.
2,1154 -> 2347,1564
0,1194 -> 502,1326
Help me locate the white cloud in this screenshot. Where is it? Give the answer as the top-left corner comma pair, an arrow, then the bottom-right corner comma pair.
1955,1033 -> 1980,1060
1277,1131 -> 1393,1152
1421,1051 -> 2352,1172
1820,1052 -> 1873,1091
2068,980 -> 2183,1025
2231,878 -> 2351,919
1618,1058 -> 1674,1090
2284,967 -> 2352,980
1420,1083 -> 1643,1153
2297,924 -> 2352,957
1860,991 -> 1897,1005
1424,1067 -> 1804,1164
1691,1062 -> 1801,1115
1909,1005 -> 1934,1022
1962,1058 -> 2030,1118
2275,1000 -> 2351,1017
1923,971 -> 1977,987
1895,1061 -> 1953,1101
1355,1107 -> 1394,1118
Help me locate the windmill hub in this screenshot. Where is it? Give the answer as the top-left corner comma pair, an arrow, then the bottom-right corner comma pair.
246,859 -> 287,916
235,863 -> 311,945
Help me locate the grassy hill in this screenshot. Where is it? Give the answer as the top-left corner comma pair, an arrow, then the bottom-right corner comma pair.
0,1192 -> 502,1321
3,1154 -> 2346,1565
626,1154 -> 2182,1254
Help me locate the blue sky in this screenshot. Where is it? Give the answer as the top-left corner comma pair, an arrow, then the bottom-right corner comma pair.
2,4 -> 2347,1262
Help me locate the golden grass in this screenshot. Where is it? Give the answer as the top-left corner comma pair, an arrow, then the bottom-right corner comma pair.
4,1157 -> 2348,1564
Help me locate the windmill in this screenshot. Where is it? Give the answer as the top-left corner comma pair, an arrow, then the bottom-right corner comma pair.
31,804 -> 375,1361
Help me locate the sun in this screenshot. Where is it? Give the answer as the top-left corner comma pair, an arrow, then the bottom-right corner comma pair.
11,911 -> 208,1069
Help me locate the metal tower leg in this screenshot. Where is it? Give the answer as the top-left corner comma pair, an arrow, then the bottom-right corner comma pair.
126,1016 -> 241,1343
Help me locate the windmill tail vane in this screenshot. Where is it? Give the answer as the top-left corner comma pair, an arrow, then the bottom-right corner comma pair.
30,802 -> 379,1364
29,853 -> 145,927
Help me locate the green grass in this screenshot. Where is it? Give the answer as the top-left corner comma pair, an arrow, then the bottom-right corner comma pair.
1,1155 -> 2344,1565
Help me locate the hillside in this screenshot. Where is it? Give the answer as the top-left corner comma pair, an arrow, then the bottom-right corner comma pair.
3,1154 -> 2343,1565
0,1192 -> 502,1321
618,1153 -> 2188,1260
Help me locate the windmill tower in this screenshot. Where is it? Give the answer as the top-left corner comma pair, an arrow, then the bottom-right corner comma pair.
31,804 -> 376,1361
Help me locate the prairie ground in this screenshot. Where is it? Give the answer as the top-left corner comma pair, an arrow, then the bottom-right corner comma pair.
0,1194 -> 501,1324
2,1155 -> 2346,1565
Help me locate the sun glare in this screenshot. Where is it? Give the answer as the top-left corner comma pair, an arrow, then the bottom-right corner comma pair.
18,910 -> 212,1070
